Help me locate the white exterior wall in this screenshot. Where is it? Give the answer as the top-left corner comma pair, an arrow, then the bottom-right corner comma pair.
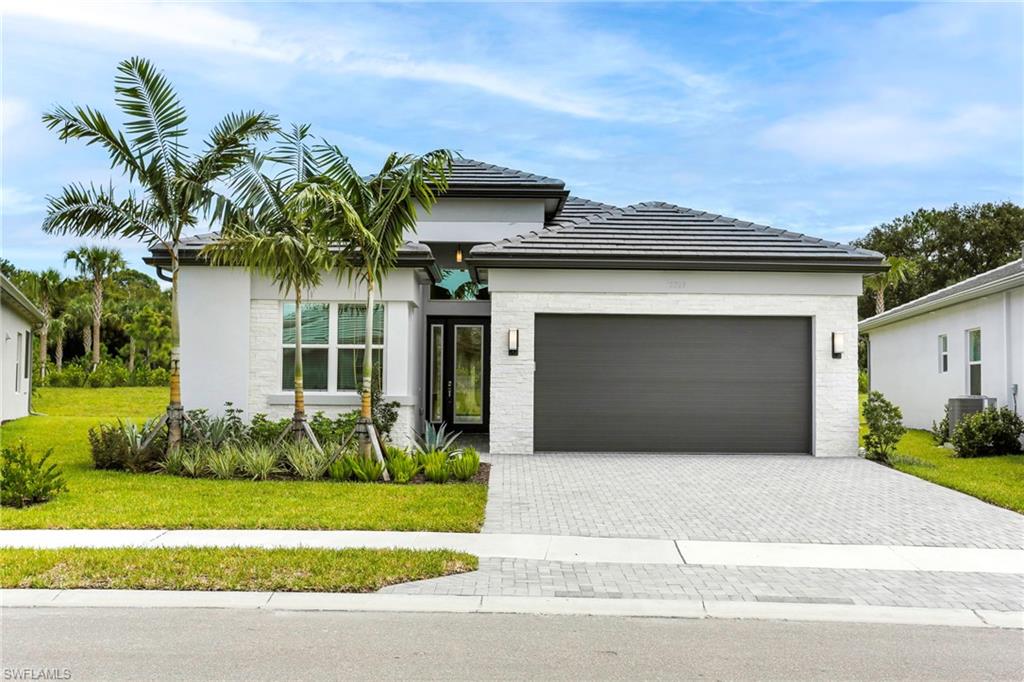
487,269 -> 864,457
179,266 -> 251,415
866,287 -> 1024,429
1,304 -> 33,421
246,269 -> 423,446
414,198 -> 544,244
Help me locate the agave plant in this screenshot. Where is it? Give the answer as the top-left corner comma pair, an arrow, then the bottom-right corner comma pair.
415,421 -> 462,456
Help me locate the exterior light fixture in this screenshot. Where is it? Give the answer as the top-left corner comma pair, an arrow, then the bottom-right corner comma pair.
508,329 -> 519,356
455,244 -> 463,263
832,332 -> 844,359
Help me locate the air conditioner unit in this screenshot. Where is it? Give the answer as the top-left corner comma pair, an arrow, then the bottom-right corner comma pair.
947,396 -> 997,434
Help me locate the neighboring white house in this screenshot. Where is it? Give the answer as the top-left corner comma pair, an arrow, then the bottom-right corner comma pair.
146,159 -> 886,457
1,274 -> 43,422
860,258 -> 1024,430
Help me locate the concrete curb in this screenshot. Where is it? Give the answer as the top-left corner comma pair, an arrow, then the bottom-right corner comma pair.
2,530 -> 1022,574
2,589 -> 1021,629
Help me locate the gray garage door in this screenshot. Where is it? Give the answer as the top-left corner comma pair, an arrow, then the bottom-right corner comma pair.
534,314 -> 812,454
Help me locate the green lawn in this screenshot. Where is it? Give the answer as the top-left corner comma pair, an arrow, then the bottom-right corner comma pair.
1,388 -> 487,531
0,547 -> 477,592
860,395 -> 1024,513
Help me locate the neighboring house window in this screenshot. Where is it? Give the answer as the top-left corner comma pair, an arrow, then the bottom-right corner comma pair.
967,328 -> 982,395
938,334 -> 948,373
24,331 -> 31,382
14,332 -> 22,392
280,302 -> 384,393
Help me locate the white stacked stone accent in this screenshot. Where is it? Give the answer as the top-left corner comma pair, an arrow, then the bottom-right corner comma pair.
489,291 -> 859,457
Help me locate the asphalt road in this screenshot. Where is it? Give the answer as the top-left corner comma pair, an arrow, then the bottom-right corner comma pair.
2,607 -> 1022,681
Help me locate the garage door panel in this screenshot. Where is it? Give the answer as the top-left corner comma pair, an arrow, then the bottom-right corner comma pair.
534,314 -> 811,454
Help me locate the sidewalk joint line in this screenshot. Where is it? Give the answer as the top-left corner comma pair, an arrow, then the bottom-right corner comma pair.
674,540 -> 687,565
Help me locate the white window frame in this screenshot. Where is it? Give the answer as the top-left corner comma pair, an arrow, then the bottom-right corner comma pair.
280,301 -> 385,394
937,334 -> 948,373
966,328 -> 981,395
14,332 -> 22,393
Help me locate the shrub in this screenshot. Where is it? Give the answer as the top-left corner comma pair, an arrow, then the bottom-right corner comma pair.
179,446 -> 209,478
385,449 -> 419,484
349,455 -> 385,483
0,444 -> 68,508
46,363 -> 88,388
183,404 -> 247,448
931,406 -> 950,444
248,414 -> 291,446
88,419 -> 163,472
449,448 -> 481,482
87,361 -> 130,388
159,446 -> 188,477
858,370 -> 869,394
862,391 -> 905,465
951,408 -> 1024,458
421,450 -> 450,483
283,441 -> 330,480
237,444 -> 281,480
309,411 -> 357,447
327,454 -> 356,482
206,446 -> 240,479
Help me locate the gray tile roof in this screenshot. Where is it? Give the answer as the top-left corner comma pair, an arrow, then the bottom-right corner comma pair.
860,257 -> 1024,330
447,158 -> 565,188
470,201 -> 886,271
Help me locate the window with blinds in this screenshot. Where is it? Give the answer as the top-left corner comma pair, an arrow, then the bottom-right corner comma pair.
281,302 -> 384,393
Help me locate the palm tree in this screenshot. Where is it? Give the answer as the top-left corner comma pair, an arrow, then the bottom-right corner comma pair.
306,145 -> 454,456
65,294 -> 94,361
202,125 -> 352,447
41,56 -> 277,449
64,246 -> 125,369
49,314 -> 69,371
865,256 -> 918,315
32,269 -> 66,378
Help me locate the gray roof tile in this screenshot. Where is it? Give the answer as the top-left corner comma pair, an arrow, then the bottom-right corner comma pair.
447,158 -> 565,188
471,201 -> 885,269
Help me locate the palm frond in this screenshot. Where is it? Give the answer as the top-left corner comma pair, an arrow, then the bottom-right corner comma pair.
42,183 -> 168,249
41,105 -> 146,181
270,123 -> 318,186
114,56 -> 187,175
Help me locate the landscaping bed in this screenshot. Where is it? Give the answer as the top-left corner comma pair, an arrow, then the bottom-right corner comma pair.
1,388 -> 488,531
0,547 -> 477,592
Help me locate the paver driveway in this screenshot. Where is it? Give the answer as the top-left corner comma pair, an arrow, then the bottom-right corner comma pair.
483,453 -> 1024,549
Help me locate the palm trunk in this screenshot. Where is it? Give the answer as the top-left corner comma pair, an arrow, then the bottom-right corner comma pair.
874,288 -> 885,315
293,285 -> 305,433
82,326 -> 92,359
167,252 -> 183,450
55,335 -> 64,371
128,337 -> 136,373
38,304 -> 50,379
361,281 -> 375,421
91,277 -> 102,369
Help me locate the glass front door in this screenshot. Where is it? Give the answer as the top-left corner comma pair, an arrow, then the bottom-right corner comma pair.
427,317 -> 490,432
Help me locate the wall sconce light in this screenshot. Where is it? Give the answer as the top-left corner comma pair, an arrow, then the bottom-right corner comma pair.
832,332 -> 844,359
455,244 -> 463,263
508,329 -> 519,356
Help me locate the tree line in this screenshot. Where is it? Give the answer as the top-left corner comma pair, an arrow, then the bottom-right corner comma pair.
2,249 -> 171,382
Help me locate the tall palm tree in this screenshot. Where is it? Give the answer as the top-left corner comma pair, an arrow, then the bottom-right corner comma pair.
305,145 -> 454,456
64,246 -> 124,369
32,268 -> 66,378
65,294 -> 94,361
41,56 -> 277,449
203,125 -> 353,446
49,314 -> 69,371
865,256 -> 918,315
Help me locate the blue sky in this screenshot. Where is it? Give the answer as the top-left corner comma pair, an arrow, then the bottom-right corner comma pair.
3,1 -> 1022,275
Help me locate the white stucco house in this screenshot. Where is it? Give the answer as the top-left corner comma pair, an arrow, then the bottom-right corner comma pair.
860,257 -> 1024,430
146,159 -> 886,456
1,273 -> 43,422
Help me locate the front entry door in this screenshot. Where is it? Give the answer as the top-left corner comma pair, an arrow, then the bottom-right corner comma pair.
427,317 -> 490,433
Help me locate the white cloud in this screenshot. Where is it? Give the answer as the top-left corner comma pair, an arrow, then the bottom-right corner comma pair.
1,97 -> 31,133
0,186 -> 41,215
759,104 -> 1016,166
4,0 -> 296,61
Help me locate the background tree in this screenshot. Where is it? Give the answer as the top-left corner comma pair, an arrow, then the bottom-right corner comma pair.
308,145 -> 453,456
65,292 -> 97,361
41,56 -> 276,449
64,246 -> 125,369
32,269 -> 66,378
864,256 -> 918,315
853,202 -> 1024,318
203,126 -> 346,447
49,314 -> 69,371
